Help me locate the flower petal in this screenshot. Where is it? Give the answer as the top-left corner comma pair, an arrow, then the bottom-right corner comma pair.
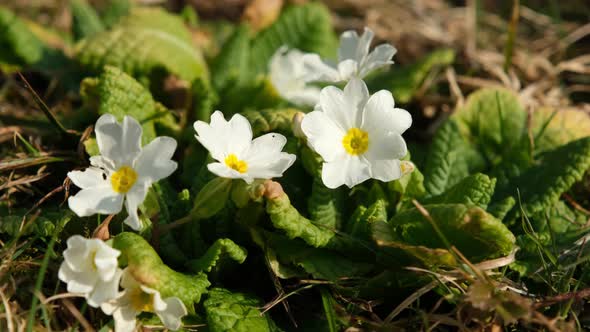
207,163 -> 250,182
68,187 -> 123,217
359,44 -> 396,78
370,159 -> 402,182
228,113 -> 253,156
365,132 -> 407,161
321,156 -> 371,189
301,54 -> 341,83
247,153 -> 296,180
134,137 -> 178,183
112,305 -> 138,332
157,297 -> 187,331
194,111 -> 230,161
362,90 -> 412,134
318,86 -> 359,130
301,111 -> 345,162
68,168 -> 108,189
62,235 -> 91,272
338,29 -> 359,61
87,268 -> 123,307
94,243 -> 121,281
355,27 -> 374,62
120,116 -> 143,165
123,182 -> 149,231
95,114 -> 122,163
245,133 -> 288,164
284,86 -> 321,107
343,78 -> 369,125
336,59 -> 358,81
58,263 -> 96,294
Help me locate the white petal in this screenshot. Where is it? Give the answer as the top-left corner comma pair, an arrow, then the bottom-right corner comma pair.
123,182 -> 149,231
68,187 -> 123,217
300,111 -> 345,162
227,113 -> 253,155
284,86 -> 321,107
87,268 -> 123,307
362,90 -> 412,134
194,111 -> 228,161
336,59 -> 358,81
120,269 -> 140,290
245,133 -> 288,164
301,54 -> 341,83
68,168 -> 108,189
120,116 -> 143,165
318,86 -> 358,130
59,263 -> 96,294
157,297 -> 187,331
365,132 -> 407,161
370,159 -> 402,182
355,27 -> 374,62
141,285 -> 166,312
112,306 -> 138,332
207,163 -> 249,182
89,156 -> 116,172
359,44 -> 396,78
338,30 -> 360,61
343,79 -> 369,124
134,137 -> 178,183
94,243 -> 121,281
63,235 -> 91,272
321,156 -> 371,189
95,114 -> 124,165
247,153 -> 296,180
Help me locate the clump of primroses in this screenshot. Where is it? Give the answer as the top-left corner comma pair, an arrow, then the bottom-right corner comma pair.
61,26 -> 410,331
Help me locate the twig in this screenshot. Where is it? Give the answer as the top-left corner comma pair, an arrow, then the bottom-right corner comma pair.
0,288 -> 15,332
60,298 -> 94,332
533,288 -> 590,309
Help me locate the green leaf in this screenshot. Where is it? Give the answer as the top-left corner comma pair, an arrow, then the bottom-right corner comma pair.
211,24 -> 251,92
191,74 -> 219,123
494,137 -> 590,217
241,108 -> 299,136
265,191 -> 334,247
70,0 -> 104,41
191,178 -> 233,219
204,288 -> 277,332
383,204 -> 515,262
187,238 -> 248,273
266,233 -> 373,281
531,107 -> 590,153
424,173 -> 496,209
112,232 -> 210,313
0,7 -> 47,67
84,66 -> 169,143
368,48 -> 455,103
346,199 -> 387,242
249,3 -> 337,76
100,0 -> 131,27
423,119 -> 485,196
454,88 -> 528,166
308,177 -> 342,229
75,7 -> 208,82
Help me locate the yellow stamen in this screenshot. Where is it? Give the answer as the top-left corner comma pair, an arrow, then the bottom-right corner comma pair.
342,128 -> 369,155
129,287 -> 155,312
224,154 -> 248,173
110,166 -> 138,193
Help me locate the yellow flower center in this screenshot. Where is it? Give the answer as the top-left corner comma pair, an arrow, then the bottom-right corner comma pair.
129,287 -> 155,313
110,166 -> 138,193
224,154 -> 248,173
342,128 -> 369,155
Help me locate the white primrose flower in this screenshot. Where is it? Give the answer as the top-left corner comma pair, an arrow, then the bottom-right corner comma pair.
301,78 -> 412,189
193,111 -> 296,183
58,235 -> 123,307
269,46 -> 321,107
302,27 -> 397,83
68,114 -> 178,230
101,269 -> 187,332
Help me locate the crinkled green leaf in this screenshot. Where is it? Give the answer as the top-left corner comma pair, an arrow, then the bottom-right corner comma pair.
531,107 -> 590,153
192,76 -> 219,123
369,48 -> 455,103
187,238 -> 247,273
100,0 -> 130,27
241,108 -> 299,136
308,177 -> 342,229
424,173 -> 496,209
423,119 -> 485,196
204,288 -> 277,332
249,3 -> 337,76
112,232 -> 210,314
70,0 -> 104,41
211,24 -> 251,92
266,192 -> 334,247
494,137 -> 590,217
75,7 -> 208,82
266,233 -> 372,281
487,196 -> 516,220
0,7 -> 47,67
346,199 -> 387,242
454,88 -> 528,166
83,66 -> 169,143
385,204 -> 515,261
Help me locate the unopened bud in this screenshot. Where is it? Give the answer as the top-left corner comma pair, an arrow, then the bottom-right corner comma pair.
400,161 -> 415,176
292,112 -> 306,139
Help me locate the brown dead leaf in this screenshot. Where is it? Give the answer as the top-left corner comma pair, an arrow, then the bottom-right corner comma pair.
242,0 -> 283,32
